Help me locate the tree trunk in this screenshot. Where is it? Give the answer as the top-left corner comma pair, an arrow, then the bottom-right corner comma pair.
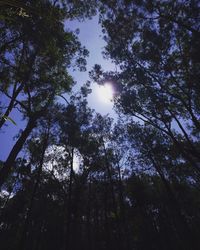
0,84 -> 23,129
0,117 -> 37,189
150,155 -> 199,250
18,130 -> 49,250
64,148 -> 74,250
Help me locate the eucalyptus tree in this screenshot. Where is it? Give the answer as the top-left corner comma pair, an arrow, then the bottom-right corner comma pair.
0,0 -> 89,127
124,121 -> 200,248
89,2 -> 200,248
0,0 -> 94,188
94,0 -> 200,173
56,92 -> 130,249
1,102 -> 200,250
0,97 -> 95,250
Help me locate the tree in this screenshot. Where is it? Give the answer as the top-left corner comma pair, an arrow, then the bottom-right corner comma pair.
1,1 -> 200,250
94,0 -> 200,175
0,0 -> 90,188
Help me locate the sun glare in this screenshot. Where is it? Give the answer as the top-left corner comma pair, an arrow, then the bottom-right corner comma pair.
97,83 -> 114,103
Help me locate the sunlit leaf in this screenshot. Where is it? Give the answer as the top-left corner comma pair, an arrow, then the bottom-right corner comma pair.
2,115 -> 17,125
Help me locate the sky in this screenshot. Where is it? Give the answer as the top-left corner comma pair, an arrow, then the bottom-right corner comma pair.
66,15 -> 116,115
0,15 -> 117,161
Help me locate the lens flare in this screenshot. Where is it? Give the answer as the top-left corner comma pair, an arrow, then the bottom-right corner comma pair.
98,83 -> 113,103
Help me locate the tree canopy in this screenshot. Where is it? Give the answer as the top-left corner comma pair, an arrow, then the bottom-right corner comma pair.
1,1 -> 200,250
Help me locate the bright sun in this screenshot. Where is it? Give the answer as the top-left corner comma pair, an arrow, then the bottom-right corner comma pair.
97,83 -> 114,103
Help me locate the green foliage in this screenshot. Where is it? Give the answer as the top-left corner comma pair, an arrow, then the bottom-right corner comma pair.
94,0 -> 200,176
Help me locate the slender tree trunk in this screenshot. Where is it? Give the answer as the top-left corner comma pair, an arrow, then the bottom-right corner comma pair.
86,174 -> 92,250
0,45 -> 38,129
166,127 -> 200,177
0,84 -> 23,129
0,117 -> 37,189
102,140 -> 122,250
104,181 -> 111,250
116,161 -> 131,250
168,109 -> 200,160
64,148 -> 74,250
18,130 -> 50,250
150,155 -> 199,250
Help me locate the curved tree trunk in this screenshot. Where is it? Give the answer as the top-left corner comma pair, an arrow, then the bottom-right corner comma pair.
0,117 -> 37,189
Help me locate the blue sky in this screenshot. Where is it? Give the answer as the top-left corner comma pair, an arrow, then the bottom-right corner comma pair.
0,16 -> 117,161
66,15 -> 116,115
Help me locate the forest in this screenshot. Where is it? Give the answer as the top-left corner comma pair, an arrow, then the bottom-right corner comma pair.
0,0 -> 200,250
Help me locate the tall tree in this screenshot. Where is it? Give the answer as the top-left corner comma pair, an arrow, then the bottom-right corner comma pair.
93,0 -> 200,175
0,0 -> 92,188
